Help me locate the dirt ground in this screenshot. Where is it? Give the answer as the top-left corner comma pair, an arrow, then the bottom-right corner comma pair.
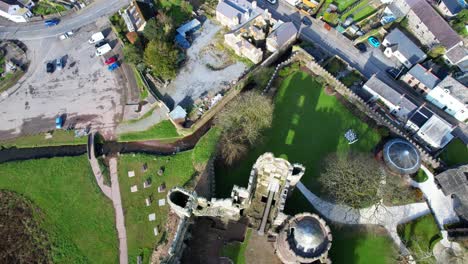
0,18 -> 125,140
181,217 -> 248,264
244,232 -> 282,264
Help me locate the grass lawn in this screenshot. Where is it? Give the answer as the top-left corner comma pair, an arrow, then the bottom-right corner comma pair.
440,139 -> 468,167
215,70 -> 381,200
398,214 -> 441,263
413,169 -> 428,183
221,228 -> 252,264
118,151 -> 197,264
341,0 -> 376,21
132,66 -> 148,100
352,6 -> 378,22
338,0 -> 358,12
0,130 -> 87,148
192,127 -> 221,167
118,120 -> 181,142
0,156 -> 118,263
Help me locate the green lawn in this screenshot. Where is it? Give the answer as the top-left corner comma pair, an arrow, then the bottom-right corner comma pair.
338,0 -> 358,12
192,127 -> 221,167
118,120 -> 181,142
341,0 -> 376,21
0,156 -> 118,263
413,169 -> 428,183
157,0 -> 192,24
440,139 -> 468,167
398,214 -> 441,263
215,71 -> 381,199
33,1 -> 66,16
118,151 -> 197,264
0,130 -> 87,148
221,228 -> 252,264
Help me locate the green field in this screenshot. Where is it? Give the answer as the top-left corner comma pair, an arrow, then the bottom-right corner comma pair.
398,214 -> 441,263
118,120 -> 181,142
221,228 -> 252,264
0,156 -> 118,263
0,130 -> 87,148
440,139 -> 468,167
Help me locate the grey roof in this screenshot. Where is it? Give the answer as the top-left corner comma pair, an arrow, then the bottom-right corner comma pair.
440,0 -> 463,14
268,22 -> 297,48
445,45 -> 468,65
437,76 -> 468,104
406,0 -> 461,49
0,0 -> 21,12
407,64 -> 440,89
216,0 -> 259,20
417,114 -> 454,149
384,28 -> 426,65
435,165 -> 468,221
169,105 -> 187,120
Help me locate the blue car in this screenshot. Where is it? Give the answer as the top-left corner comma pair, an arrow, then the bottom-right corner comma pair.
108,62 -> 119,71
55,116 -> 63,129
45,19 -> 60,27
368,36 -> 380,48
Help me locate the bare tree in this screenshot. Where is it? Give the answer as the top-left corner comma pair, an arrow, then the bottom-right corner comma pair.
215,91 -> 273,164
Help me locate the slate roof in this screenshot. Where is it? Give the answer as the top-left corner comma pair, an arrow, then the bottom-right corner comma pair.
417,114 -> 454,149
216,0 -> 260,20
267,22 -> 297,48
437,76 -> 468,104
406,0 -> 461,49
408,106 -> 434,128
435,165 -> 468,221
440,0 -> 463,14
445,45 -> 468,64
384,28 -> 426,66
407,64 -> 441,89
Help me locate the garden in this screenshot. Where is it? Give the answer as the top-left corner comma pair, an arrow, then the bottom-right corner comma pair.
32,0 -> 67,16
0,156 -> 118,263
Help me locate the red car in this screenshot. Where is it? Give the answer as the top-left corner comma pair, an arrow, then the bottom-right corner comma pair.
104,57 -> 116,65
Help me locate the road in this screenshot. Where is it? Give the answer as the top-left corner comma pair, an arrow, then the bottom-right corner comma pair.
0,0 -> 129,41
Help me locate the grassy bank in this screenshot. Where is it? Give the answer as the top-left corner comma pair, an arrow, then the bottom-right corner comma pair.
0,130 -> 87,148
0,156 -> 118,263
118,120 -> 181,142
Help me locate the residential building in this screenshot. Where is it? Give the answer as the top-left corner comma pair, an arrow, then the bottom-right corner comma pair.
224,32 -> 263,63
393,0 -> 462,50
444,45 -> 468,73
426,76 -> 468,122
216,0 -> 263,29
121,0 -> 155,32
382,28 -> 427,68
401,64 -> 440,94
437,0 -> 465,18
435,165 -> 468,223
0,0 -> 33,23
266,22 -> 298,53
406,106 -> 454,149
363,75 -> 418,122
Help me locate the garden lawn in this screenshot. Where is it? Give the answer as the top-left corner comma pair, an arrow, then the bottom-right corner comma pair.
398,214 -> 441,263
0,156 -> 118,263
440,139 -> 468,167
118,120 -> 181,142
215,70 -> 381,203
118,151 -> 197,264
221,228 -> 252,264
0,130 -> 87,148
338,0 -> 357,12
341,0 -> 376,21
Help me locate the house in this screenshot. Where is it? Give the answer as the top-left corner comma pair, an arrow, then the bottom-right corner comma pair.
406,106 -> 454,149
266,22 -> 298,53
435,165 -> 468,223
426,76 -> 468,122
444,45 -> 468,73
393,0 -> 462,50
216,0 -> 264,29
400,64 -> 440,93
121,0 -> 155,32
437,0 -> 465,18
363,75 -> 418,122
0,0 -> 33,23
382,28 -> 427,68
224,32 -> 263,63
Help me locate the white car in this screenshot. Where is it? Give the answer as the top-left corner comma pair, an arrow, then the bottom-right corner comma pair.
88,32 -> 105,44
95,44 -> 112,56
59,31 -> 73,40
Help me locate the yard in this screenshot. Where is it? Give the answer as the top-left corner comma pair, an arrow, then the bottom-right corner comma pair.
398,214 -> 441,263
440,139 -> 468,167
341,0 -> 377,22
0,156 -> 118,263
32,0 -> 67,16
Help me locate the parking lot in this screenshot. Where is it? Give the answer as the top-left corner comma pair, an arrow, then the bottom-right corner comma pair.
0,18 -> 125,141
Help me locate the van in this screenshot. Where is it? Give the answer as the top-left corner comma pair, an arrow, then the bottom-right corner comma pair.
95,44 -> 112,56
88,32 -> 105,44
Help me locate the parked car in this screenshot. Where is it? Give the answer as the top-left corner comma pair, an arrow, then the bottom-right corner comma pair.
367,36 -> 380,48
356,43 -> 367,53
96,44 -> 112,56
301,16 -> 312,26
59,31 -> 74,40
88,32 -> 105,44
108,62 -> 119,71
46,62 -> 54,73
44,19 -> 60,27
94,41 -> 107,48
105,56 -> 117,65
55,116 -> 63,129
56,57 -> 63,70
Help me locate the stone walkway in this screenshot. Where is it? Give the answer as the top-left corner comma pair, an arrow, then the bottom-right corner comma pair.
296,182 -> 430,256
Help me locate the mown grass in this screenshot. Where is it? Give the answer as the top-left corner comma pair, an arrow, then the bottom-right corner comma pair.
118,151 -> 197,264
398,214 -> 441,263
192,127 -> 221,167
0,130 -> 88,148
413,169 -> 428,183
221,228 -> 252,264
440,139 -> 468,167
118,120 -> 181,142
341,0 -> 376,21
0,156 -> 118,263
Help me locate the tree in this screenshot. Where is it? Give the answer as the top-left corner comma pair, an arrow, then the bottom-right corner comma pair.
451,9 -> 468,36
319,153 -> 412,209
215,91 -> 274,164
143,14 -> 174,41
144,39 -> 178,80
123,44 -> 143,65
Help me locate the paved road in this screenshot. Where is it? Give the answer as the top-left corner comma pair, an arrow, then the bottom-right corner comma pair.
0,0 -> 129,40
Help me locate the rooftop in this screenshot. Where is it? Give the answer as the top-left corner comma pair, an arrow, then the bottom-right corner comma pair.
437,76 -> 468,104
435,165 -> 468,221
445,45 -> 468,65
384,28 -> 426,65
417,114 -> 454,149
267,22 -> 297,47
407,64 -> 440,89
440,0 -> 464,14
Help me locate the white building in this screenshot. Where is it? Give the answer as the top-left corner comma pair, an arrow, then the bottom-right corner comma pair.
216,0 -> 264,29
425,76 -> 468,122
0,0 -> 34,23
382,28 -> 426,69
